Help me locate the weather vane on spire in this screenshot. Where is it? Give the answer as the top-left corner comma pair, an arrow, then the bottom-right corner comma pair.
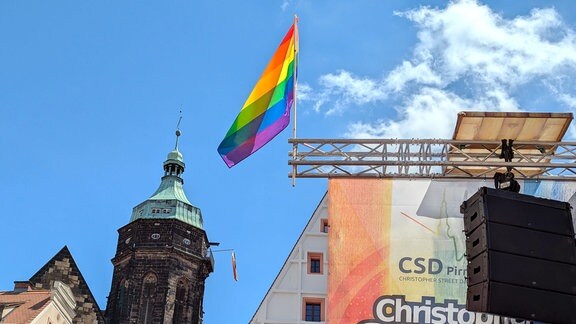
175,108 -> 182,151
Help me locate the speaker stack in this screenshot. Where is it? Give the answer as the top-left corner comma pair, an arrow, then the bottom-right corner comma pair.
461,187 -> 576,323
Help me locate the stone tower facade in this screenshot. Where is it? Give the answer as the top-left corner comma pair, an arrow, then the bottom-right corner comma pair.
106,133 -> 213,324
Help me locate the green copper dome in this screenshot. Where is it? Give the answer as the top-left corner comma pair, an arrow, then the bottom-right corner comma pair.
129,132 -> 203,228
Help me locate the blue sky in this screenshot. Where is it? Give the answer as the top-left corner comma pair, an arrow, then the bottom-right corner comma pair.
2,0 -> 576,323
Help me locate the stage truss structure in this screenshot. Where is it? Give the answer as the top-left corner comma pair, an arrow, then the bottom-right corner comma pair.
289,138 -> 576,182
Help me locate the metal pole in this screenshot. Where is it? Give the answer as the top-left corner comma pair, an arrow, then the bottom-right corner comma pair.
291,15 -> 299,187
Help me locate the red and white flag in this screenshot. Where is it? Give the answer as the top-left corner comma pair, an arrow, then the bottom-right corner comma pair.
232,251 -> 238,281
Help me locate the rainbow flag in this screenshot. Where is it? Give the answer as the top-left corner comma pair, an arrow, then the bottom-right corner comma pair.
218,21 -> 298,167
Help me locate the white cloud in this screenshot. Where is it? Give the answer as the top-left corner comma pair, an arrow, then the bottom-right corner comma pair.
296,82 -> 312,102
398,1 -> 576,87
558,93 -> 576,109
345,88 -> 467,139
316,71 -> 387,115
385,61 -> 443,93
307,0 -> 576,139
345,87 -> 518,139
544,77 -> 576,109
281,0 -> 290,11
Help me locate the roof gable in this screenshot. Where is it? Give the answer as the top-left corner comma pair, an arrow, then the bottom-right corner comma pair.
28,246 -> 105,324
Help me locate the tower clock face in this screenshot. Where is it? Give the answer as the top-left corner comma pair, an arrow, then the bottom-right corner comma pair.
151,233 -> 161,240
183,238 -> 191,246
125,237 -> 131,244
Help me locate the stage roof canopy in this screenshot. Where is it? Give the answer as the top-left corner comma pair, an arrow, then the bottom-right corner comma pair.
447,111 -> 573,177
452,111 -> 572,142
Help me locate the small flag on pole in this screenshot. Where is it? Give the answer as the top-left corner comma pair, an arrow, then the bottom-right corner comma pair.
218,19 -> 299,167
232,251 -> 238,281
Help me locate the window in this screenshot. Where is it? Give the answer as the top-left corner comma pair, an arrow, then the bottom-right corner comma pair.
307,252 -> 323,274
173,279 -> 189,324
116,279 -> 129,317
302,298 -> 325,322
140,273 -> 157,324
321,219 -> 329,233
305,303 -> 321,321
310,258 -> 321,273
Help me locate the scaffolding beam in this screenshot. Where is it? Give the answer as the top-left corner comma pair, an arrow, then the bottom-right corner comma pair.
289,138 -> 576,181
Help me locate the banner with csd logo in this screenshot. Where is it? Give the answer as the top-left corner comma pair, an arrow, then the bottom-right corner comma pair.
327,178 -> 576,324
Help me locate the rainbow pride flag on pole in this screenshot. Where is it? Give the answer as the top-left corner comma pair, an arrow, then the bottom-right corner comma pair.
218,20 -> 298,167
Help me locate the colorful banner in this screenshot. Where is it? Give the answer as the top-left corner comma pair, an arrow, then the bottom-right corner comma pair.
327,178 -> 576,324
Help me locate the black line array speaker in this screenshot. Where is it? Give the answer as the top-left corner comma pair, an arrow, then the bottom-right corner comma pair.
461,187 -> 576,324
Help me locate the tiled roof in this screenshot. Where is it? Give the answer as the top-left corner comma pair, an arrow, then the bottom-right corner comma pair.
0,290 -> 51,323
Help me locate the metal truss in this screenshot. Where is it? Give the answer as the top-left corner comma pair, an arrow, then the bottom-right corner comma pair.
289,138 -> 576,181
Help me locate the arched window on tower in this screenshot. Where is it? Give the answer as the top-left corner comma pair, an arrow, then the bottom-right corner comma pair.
116,279 -> 129,318
172,279 -> 189,324
140,273 -> 158,324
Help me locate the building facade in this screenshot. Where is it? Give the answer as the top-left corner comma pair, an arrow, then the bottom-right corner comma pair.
251,194 -> 328,324
0,281 -> 77,324
252,178 -> 576,324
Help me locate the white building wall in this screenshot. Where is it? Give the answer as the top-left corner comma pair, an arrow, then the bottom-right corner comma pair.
251,194 -> 328,324
30,281 -> 76,324
30,302 -> 69,324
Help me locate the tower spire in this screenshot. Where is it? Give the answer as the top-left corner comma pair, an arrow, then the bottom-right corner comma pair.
127,115 -> 204,228
175,110 -> 182,151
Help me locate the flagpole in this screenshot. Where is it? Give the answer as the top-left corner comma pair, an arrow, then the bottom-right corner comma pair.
292,15 -> 299,187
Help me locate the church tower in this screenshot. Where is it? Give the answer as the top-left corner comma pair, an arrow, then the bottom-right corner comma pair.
106,129 -> 214,324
